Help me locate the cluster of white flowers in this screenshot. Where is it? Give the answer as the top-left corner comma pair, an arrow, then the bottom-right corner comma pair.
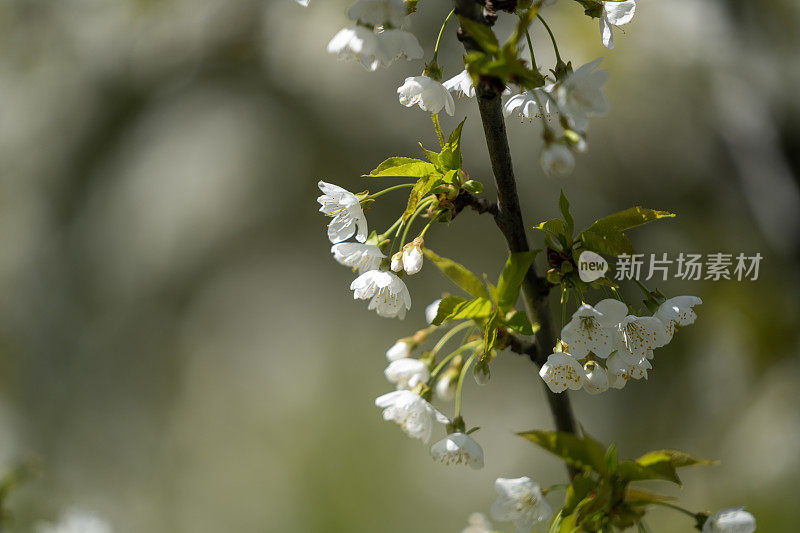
327,0 -> 423,72
317,181 -> 411,319
540,296 -> 702,394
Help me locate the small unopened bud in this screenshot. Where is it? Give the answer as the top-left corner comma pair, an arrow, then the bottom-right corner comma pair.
462,180 -> 483,194
386,340 -> 413,361
391,252 -> 403,272
473,361 -> 491,385
402,238 -> 424,275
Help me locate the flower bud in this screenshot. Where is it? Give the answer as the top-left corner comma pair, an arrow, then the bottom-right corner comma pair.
473,361 -> 491,385
386,340 -> 413,361
391,252 -> 403,272
402,239 -> 424,275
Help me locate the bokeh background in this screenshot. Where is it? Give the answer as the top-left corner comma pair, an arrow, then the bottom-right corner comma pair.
0,0 -> 798,531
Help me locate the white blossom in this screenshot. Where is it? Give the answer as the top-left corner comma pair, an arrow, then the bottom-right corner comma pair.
350,270 -> 411,319
376,29 -> 423,67
317,181 -> 368,243
444,70 -> 476,98
398,76 -> 455,116
540,143 -> 575,177
327,26 -> 381,71
346,0 -> 407,28
607,350 -> 651,385
401,241 -> 424,275
331,243 -> 385,274
561,299 -> 627,358
616,315 -> 670,364
434,373 -> 456,400
385,357 -> 430,389
655,295 -> 702,340
600,0 -> 636,50
386,340 -> 413,361
374,390 -> 448,443
37,510 -> 112,533
556,58 -> 609,131
391,251 -> 403,272
430,432 -> 485,469
502,88 -> 551,121
539,352 -> 587,393
490,477 -> 553,533
295,0 -> 309,6
425,298 -> 441,324
461,513 -> 493,533
702,508 -> 756,533
583,361 -> 610,394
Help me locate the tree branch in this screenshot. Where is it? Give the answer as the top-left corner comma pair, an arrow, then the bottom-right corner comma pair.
452,0 -> 580,478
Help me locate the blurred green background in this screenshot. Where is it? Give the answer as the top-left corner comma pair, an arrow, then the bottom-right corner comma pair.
0,0 -> 798,531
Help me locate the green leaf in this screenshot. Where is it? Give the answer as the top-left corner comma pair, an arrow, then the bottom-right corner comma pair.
563,474 -> 596,516
503,310 -> 538,336
617,450 -> 715,486
533,219 -> 566,238
457,18 -> 500,55
431,296 -> 467,326
495,251 -> 538,310
624,487 -> 675,506
423,249 -> 490,299
579,229 -> 636,256
419,143 -> 442,171
434,297 -> 494,325
583,207 -> 675,236
483,311 -> 500,353
366,157 -> 437,178
439,118 -> 467,171
402,175 -> 436,221
559,190 -> 574,238
518,430 -> 607,473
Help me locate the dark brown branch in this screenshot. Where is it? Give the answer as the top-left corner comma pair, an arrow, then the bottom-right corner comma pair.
452,0 -> 579,478
453,190 -> 499,217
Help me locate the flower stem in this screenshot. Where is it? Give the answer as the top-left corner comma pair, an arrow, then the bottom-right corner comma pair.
399,196 -> 435,249
648,502 -> 700,520
537,15 -> 562,64
430,337 -> 480,380
379,216 -> 405,241
368,182 -> 415,199
431,9 -> 456,66
523,24 -> 538,71
454,351 -> 478,417
432,321 -> 474,355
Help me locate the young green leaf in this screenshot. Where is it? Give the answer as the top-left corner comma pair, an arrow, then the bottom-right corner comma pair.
365,157 -> 437,178
434,297 -> 494,325
559,190 -> 574,238
518,430 -> 607,473
495,251 -> 538,310
503,310 -> 538,335
583,207 -> 675,236
423,249 -> 490,299
483,310 -> 500,354
439,118 -> 467,171
579,229 -> 636,256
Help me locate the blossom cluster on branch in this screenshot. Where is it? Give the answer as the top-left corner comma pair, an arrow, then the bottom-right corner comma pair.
303,0 -> 755,531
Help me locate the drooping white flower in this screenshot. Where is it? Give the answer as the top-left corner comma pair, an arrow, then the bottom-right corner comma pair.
655,295 -> 702,340
351,270 -> 411,319
561,299 -> 627,358
391,251 -> 403,272
616,315 -> 670,363
374,390 -> 449,443
386,340 -> 413,361
37,510 -> 112,533
385,357 -> 430,389
294,0 -> 309,6
502,88 -> 552,121
490,477 -> 553,532
461,513 -> 493,533
327,26 -> 381,71
376,29 -> 423,67
539,352 -> 587,393
583,361 -> 610,394
402,241 -> 424,275
425,298 -> 441,324
331,243 -> 385,274
607,350 -> 651,384
540,142 -> 575,177
398,76 -> 455,116
430,432 -> 485,469
599,0 -> 636,50
435,373 -> 456,400
702,508 -> 756,533
317,181 -> 368,243
555,58 -> 609,131
444,70 -> 476,98
346,0 -> 407,28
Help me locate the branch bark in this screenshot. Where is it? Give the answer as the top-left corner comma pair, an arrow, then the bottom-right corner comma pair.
452,0 -> 580,478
